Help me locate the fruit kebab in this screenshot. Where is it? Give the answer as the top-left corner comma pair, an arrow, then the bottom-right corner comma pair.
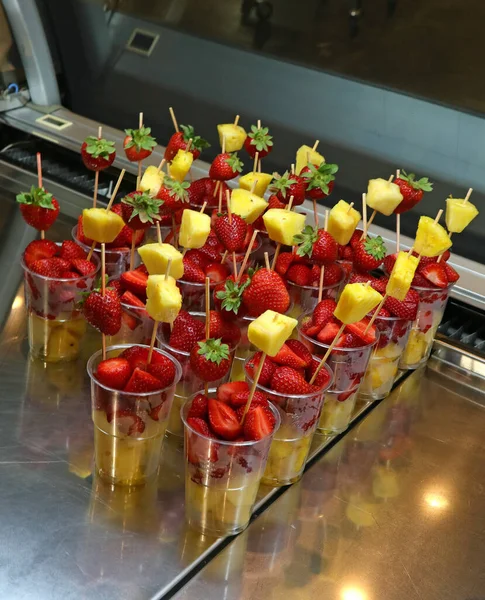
123,112 -> 157,188
213,190 -> 249,277
165,108 -> 210,163
300,160 -> 338,227
243,120 -> 273,163
263,196 -> 307,269
121,190 -> 162,270
364,175 -> 404,236
438,188 -> 477,262
80,126 -> 116,208
212,116 -> 246,205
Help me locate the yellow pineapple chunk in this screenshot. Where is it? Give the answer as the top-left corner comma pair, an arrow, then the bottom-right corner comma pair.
239,172 -> 273,196
169,149 -> 193,182
82,208 -> 125,244
217,124 -> 247,152
386,252 -> 419,300
138,243 -> 184,279
140,165 -> 164,196
179,209 -> 211,249
445,197 -> 479,233
327,200 -> 362,245
263,208 -> 306,246
414,216 -> 452,257
248,310 -> 297,357
366,179 -> 403,216
146,275 -> 182,323
295,145 -> 324,175
334,283 -> 383,324
229,189 -> 268,224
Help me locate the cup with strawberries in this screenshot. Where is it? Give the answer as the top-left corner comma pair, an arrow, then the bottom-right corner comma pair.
87,344 -> 182,486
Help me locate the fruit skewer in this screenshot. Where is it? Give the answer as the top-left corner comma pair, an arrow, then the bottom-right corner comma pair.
361,174 -> 398,240
236,228 -> 259,283
269,195 -> 295,270
306,140 -> 321,225
81,126 -> 116,208
37,153 -> 45,239
436,187 -> 475,263
394,169 -> 433,252
316,209 -> 331,303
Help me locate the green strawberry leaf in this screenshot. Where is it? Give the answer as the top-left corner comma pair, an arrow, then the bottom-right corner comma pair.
216,278 -> 250,314
180,124 -> 210,152
301,163 -> 339,193
197,338 -> 230,364
224,153 -> 244,173
270,171 -> 297,198
124,127 -> 157,152
16,186 -> 55,209
248,124 -> 273,152
363,235 -> 386,260
84,136 -> 116,159
399,170 -> 433,192
294,225 -> 318,257
164,177 -> 190,202
121,192 -> 162,224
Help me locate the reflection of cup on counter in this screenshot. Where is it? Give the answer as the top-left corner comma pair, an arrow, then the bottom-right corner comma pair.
300,449 -> 343,521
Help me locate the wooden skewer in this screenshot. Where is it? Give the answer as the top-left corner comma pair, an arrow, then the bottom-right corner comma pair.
148,259 -> 172,365
239,351 -> 267,425
232,252 -> 238,278
361,210 -> 376,240
364,294 -> 387,335
220,250 -> 228,265
264,252 -> 271,270
237,229 -> 258,283
204,277 -> 211,395
324,209 -> 329,232
169,107 -> 179,132
218,184 -> 223,213
362,193 -> 367,239
253,151 -> 259,174
137,112 -> 143,190
317,265 -> 325,303
156,222 -> 162,244
396,213 -> 401,253
463,187 -> 473,203
171,214 -> 178,249
257,159 -> 261,173
270,196 -> 294,270
92,126 -> 102,209
250,179 -> 259,193
101,243 -> 107,360
309,323 -> 346,385
36,152 -> 45,239
200,201 -> 207,214
157,158 -> 166,172
291,163 -> 295,175
313,199 -> 319,228
312,140 -> 320,152
257,119 -> 261,129
213,181 -> 221,198
234,115 -> 240,127
347,202 -> 355,213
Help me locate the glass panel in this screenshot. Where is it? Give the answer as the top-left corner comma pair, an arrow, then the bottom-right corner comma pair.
0,4 -> 25,89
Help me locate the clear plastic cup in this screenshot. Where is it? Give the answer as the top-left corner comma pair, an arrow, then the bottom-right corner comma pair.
399,283 -> 453,370
245,357 -> 333,486
107,299 -> 152,346
252,230 -> 276,265
298,314 -> 377,434
72,225 -> 141,278
359,314 -> 412,401
182,391 -> 280,536
221,234 -> 262,272
22,253 -> 100,362
87,344 -> 181,486
178,279 -> 217,313
143,222 -> 173,245
287,263 -> 345,318
157,312 -> 236,436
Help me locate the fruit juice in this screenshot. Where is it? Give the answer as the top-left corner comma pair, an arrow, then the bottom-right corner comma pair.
108,302 -> 152,346
399,284 -> 452,370
287,265 -> 344,318
87,344 -> 181,486
182,394 -> 280,536
359,315 -> 411,401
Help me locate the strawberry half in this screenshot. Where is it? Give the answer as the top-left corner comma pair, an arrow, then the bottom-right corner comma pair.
420,263 -> 448,289
345,318 -> 377,345
124,367 -> 162,393
120,270 -> 148,298
243,405 -> 275,441
272,343 -> 308,369
217,381 -> 249,403
96,357 -> 132,390
187,393 -> 209,419
208,399 -> 242,440
245,351 -> 276,386
23,239 -> 58,267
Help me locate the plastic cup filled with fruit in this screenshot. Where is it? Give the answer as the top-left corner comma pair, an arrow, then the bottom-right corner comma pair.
157,311 -> 240,436
87,344 -> 181,486
244,342 -> 334,486
220,233 -> 262,272
286,263 -> 345,317
143,219 -> 172,245
298,311 -> 377,434
181,387 -> 280,536
21,240 -> 100,362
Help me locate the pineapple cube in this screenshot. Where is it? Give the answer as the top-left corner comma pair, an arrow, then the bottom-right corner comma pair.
179,209 -> 211,249
146,275 -> 182,323
82,208 -> 125,244
327,200 -> 362,245
239,172 -> 273,196
138,243 -> 184,279
140,165 -> 164,196
295,145 -> 325,175
263,208 -> 306,246
248,310 -> 297,357
366,179 -> 403,216
386,252 -> 419,301
334,283 -> 383,324
217,124 -> 247,152
169,149 -> 193,182
445,197 -> 479,233
229,189 -> 268,224
414,216 -> 452,257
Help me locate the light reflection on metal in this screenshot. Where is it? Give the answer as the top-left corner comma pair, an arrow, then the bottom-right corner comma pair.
341,586 -> 367,600
424,491 -> 449,510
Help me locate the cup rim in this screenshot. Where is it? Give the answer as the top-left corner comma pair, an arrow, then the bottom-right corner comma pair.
181,388 -> 281,446
365,311 -> 412,323
21,248 -> 100,283
298,312 -> 380,352
411,282 -> 455,292
87,343 -> 182,396
286,262 -> 344,291
72,225 -> 132,256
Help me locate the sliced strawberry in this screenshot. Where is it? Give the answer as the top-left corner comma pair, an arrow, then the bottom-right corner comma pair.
71,258 -> 97,276
146,358 -> 177,388
286,264 -> 311,286
187,393 -> 209,419
420,263 -> 448,289
306,357 -> 332,389
30,258 -> 63,278
23,239 -> 58,267
286,339 -> 313,367
317,321 -> 342,344
383,253 -> 398,274
121,310 -> 138,331
60,270 -> 80,279
443,263 -> 459,283
60,240 -> 87,261
95,357 -> 132,390
149,395 -> 169,421
370,278 -> 388,294
107,409 -> 145,436
182,260 -> 205,283
205,262 -> 230,284
217,381 -> 249,403
187,416 -> 211,437
275,252 -> 295,276
124,367 -> 162,393
208,399 -> 242,440
345,318 -> 376,345
120,270 -> 148,297
337,375 -> 362,402
243,405 -> 275,441
270,366 -> 315,395
120,290 -> 145,307
230,390 -> 268,408
272,343 -> 308,369
313,299 -> 337,327
245,352 -> 276,386
120,345 -> 168,370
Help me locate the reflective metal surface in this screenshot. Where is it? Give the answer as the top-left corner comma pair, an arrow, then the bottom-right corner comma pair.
175,353 -> 485,599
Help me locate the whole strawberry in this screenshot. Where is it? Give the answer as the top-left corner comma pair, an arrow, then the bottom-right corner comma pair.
270,366 -> 315,395
123,126 -> 157,162
190,338 -> 231,382
188,178 -> 230,207
157,177 -> 190,214
17,186 -> 60,232
242,268 -> 290,316
294,226 -> 338,264
269,171 -> 306,206
393,170 -> 433,214
300,163 -> 338,200
243,124 -> 273,159
214,213 -> 248,252
121,191 -> 162,230
81,136 -> 116,171
164,124 -> 210,162
353,236 -> 386,272
209,152 -> 243,181
82,284 -> 122,335
169,311 -> 205,351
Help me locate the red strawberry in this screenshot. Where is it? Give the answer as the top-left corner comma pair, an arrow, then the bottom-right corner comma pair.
339,245 -> 354,260
286,339 -> 313,367
286,264 -> 311,286
350,273 -> 376,285
340,332 -> 363,348
393,171 -> 433,214
243,123 -> 273,159
353,236 -> 387,272
243,405 -> 275,440
121,191 -> 162,230
217,381 -> 249,403
124,367 -> 162,392
187,417 -> 212,437
317,320 -> 341,343
272,343 -> 308,369
440,250 -> 451,263
169,311 -> 205,352
245,351 -> 276,386
120,270 -> 148,298
270,366 -> 315,395
313,299 -> 337,327
209,153 -> 243,181
157,177 -> 190,214
412,272 -> 431,287
209,311 -> 241,347
123,126 -> 157,162
76,214 -> 88,243
146,358 -> 176,389
350,229 -> 364,248
120,345 -> 168,370
205,262 -> 230,284
294,226 -> 338,264
275,252 -> 295,276
208,399 -> 242,440
267,194 -> 287,210
444,263 -> 459,283
300,163 -> 338,200
82,288 -> 122,335
110,279 -> 123,297
270,171 -> 306,206
306,357 -> 332,389
345,318 -> 377,344
337,376 -> 361,402
107,409 -> 145,436
300,316 -> 322,338
59,240 -> 87,261
214,213 -> 248,252
164,124 -> 210,162
95,357 -> 132,390
17,186 -> 59,231
321,263 -> 343,286
190,339 -> 232,382
187,393 -> 209,419
242,268 -> 290,316
30,258 -> 63,278
188,177 -> 229,208
120,290 -> 145,307
384,293 -> 419,320
230,390 -> 268,409
61,270 -> 81,279
420,263 -> 448,289
81,136 -> 116,171
71,258 -> 97,277
23,239 -> 58,267
184,249 -> 210,270
383,253 -> 398,274
182,258 -> 206,283
370,278 -> 388,294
